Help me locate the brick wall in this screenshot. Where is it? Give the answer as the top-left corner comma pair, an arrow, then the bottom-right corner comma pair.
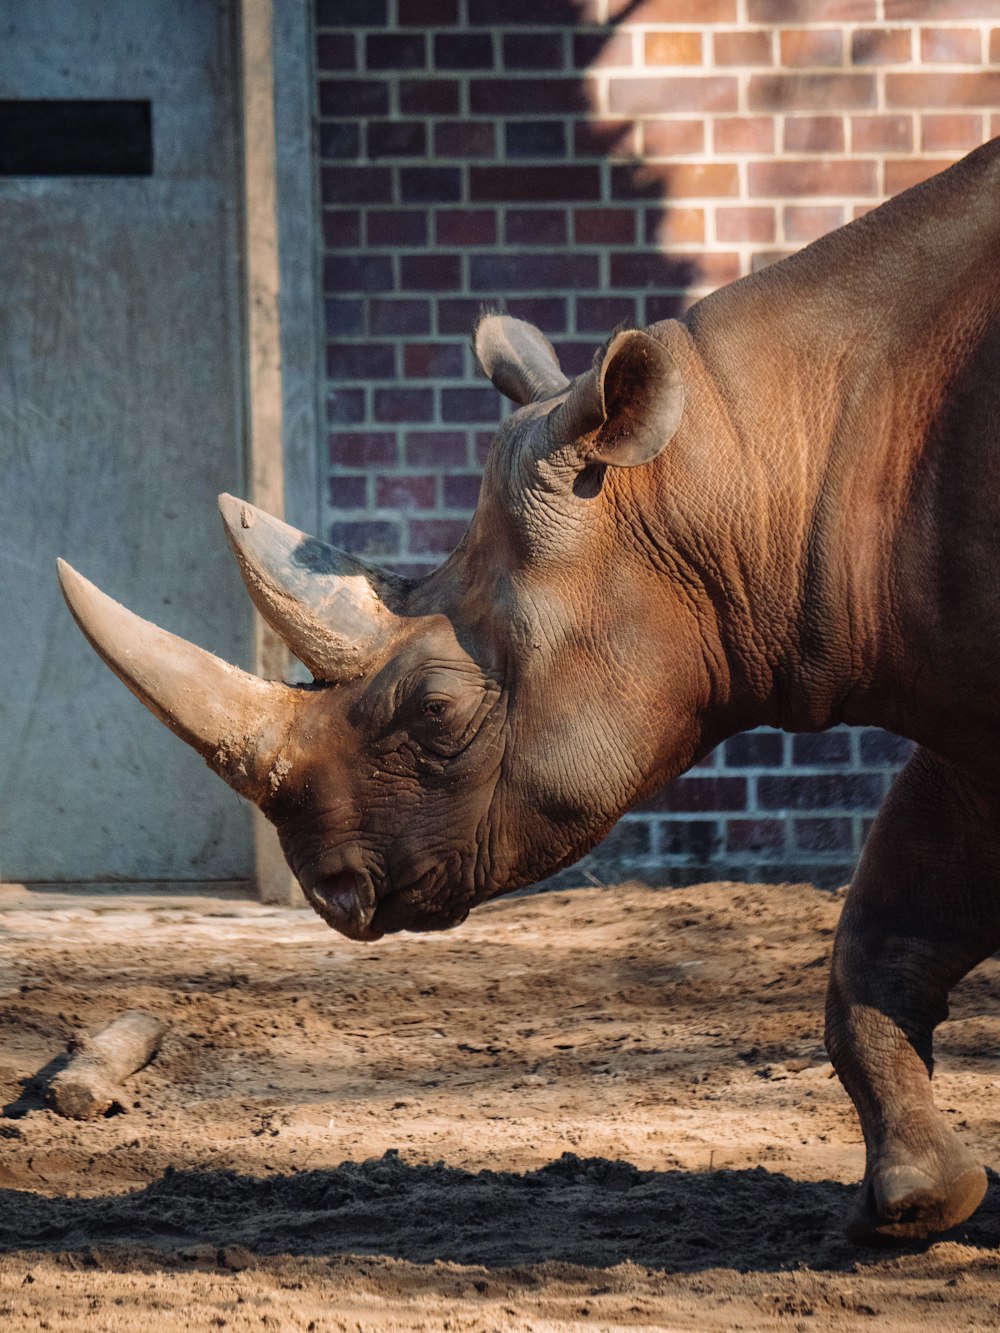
316,0 -> 996,887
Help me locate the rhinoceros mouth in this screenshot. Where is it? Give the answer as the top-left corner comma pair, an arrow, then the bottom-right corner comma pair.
301,868 -> 383,941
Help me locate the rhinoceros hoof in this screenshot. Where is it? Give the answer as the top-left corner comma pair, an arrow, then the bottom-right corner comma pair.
845,1157 -> 987,1246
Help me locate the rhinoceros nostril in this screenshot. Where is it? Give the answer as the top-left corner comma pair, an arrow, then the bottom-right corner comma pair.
303,868 -> 379,940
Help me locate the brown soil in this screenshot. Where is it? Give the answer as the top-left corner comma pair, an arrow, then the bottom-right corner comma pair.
1,878 -> 1000,1331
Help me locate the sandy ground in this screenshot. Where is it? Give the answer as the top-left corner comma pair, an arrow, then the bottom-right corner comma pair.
2,878 -> 1000,1332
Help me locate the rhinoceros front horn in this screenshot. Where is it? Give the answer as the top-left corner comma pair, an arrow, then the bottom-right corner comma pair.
218,494 -> 405,682
56,560 -> 298,804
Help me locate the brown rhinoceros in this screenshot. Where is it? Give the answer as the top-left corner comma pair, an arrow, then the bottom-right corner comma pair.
58,139 -> 1000,1246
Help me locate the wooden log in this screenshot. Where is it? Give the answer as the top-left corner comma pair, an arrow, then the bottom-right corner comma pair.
49,1010 -> 168,1120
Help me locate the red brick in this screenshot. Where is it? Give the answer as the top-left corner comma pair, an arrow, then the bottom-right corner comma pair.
780,29 -> 843,68
851,114 -> 913,152
713,30 -> 773,67
750,0 -> 875,16
886,0 -> 997,16
884,157 -> 958,193
887,72 -> 1000,107
750,250 -> 796,272
644,207 -> 706,246
784,115 -> 845,152
921,27 -> 983,63
715,207 -> 776,243
405,432 -> 467,467
409,519 -> 471,555
992,29 -> 1000,64
784,205 -> 846,243
641,119 -> 705,156
574,208 -> 635,244
329,432 -> 398,467
433,122 -> 495,157
376,475 -> 437,509
619,0 -> 735,17
748,159 -> 878,197
469,78 -> 587,114
398,79 -> 460,114
574,120 -> 639,158
374,388 -> 434,422
610,251 -> 740,289
992,112 -> 1000,139
713,116 -> 775,154
403,342 -> 465,378
505,209 -> 568,245
436,209 -> 497,246
644,31 -> 703,65
398,0 -> 457,21
608,76 -> 738,115
614,162 -> 740,200
470,165 -> 601,203
921,113 -> 986,151
750,74 -> 876,111
851,28 -> 913,64
727,819 -> 785,853
572,29 -> 633,70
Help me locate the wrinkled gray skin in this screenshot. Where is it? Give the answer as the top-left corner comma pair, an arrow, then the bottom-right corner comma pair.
60,140 -> 1000,1246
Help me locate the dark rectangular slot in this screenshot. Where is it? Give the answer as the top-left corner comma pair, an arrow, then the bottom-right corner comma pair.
0,100 -> 152,176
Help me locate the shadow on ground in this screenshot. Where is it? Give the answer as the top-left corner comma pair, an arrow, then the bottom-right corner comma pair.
3,1153 -> 998,1274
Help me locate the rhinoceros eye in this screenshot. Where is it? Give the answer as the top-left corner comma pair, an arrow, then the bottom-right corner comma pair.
420,695 -> 452,720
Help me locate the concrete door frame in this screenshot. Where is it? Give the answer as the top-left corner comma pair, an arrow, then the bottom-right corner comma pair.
239,0 -> 323,903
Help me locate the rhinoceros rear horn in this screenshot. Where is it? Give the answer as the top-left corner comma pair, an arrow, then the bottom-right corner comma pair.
56,560 -> 297,804
473,313 -> 570,406
551,328 -> 685,469
218,495 -> 406,683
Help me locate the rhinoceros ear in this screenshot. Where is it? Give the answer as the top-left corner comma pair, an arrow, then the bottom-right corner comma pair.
552,328 -> 685,469
473,313 -> 570,406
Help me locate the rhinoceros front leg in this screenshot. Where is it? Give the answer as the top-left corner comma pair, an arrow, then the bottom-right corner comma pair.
825,746 -> 1000,1244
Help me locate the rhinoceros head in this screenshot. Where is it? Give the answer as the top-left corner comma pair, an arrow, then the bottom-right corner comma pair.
59,315 -> 699,939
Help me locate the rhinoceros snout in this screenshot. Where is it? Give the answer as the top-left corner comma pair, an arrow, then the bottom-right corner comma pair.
299,866 -> 381,941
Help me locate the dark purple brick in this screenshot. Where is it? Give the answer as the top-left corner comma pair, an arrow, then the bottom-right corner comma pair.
327,474 -> 367,509
469,253 -> 600,291
434,122 -> 496,157
374,387 -> 435,423
590,819 -> 652,863
376,475 -> 437,509
573,31 -> 623,68
792,731 -> 851,767
475,430 -> 496,464
551,340 -> 597,377
794,818 -> 855,854
366,33 -> 425,70
506,297 -> 568,331
610,252 -> 700,290
367,121 -> 427,158
326,342 -> 396,379
398,0 -> 457,20
326,389 -> 366,426
434,32 -> 494,68
576,295 -> 637,332
505,121 -> 567,158
441,387 -> 503,422
319,79 -> 388,117
646,776 -> 748,813
324,298 -> 364,338
757,774 -> 884,812
321,165 -> 392,205
369,298 -> 431,336
400,253 -> 462,290
317,0 -> 387,23
409,518 -> 469,555
319,123 -> 360,159
366,210 -> 428,247
470,78 -> 587,115
330,520 -> 401,558
323,209 -> 361,248
399,79 -> 460,114
316,34 -> 356,71
436,209 -> 497,245
329,432 -> 398,467
505,208 -> 568,245
443,473 -> 483,508
644,294 -> 689,322
406,431 -> 468,466
404,342 -> 465,378
469,0 -> 567,21
859,730 -> 913,766
658,819 -> 721,859
727,819 -> 786,853
503,31 -> 565,69
575,119 -> 636,158
575,207 -> 635,244
324,255 -> 392,294
400,166 -> 462,204
470,165 -> 600,202
437,298 -> 492,335
725,731 -> 784,768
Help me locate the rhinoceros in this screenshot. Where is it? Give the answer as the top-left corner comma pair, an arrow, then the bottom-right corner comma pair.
57,138 -> 1000,1245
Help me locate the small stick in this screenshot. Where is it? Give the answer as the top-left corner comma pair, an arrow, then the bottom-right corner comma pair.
50,1011 -> 168,1120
